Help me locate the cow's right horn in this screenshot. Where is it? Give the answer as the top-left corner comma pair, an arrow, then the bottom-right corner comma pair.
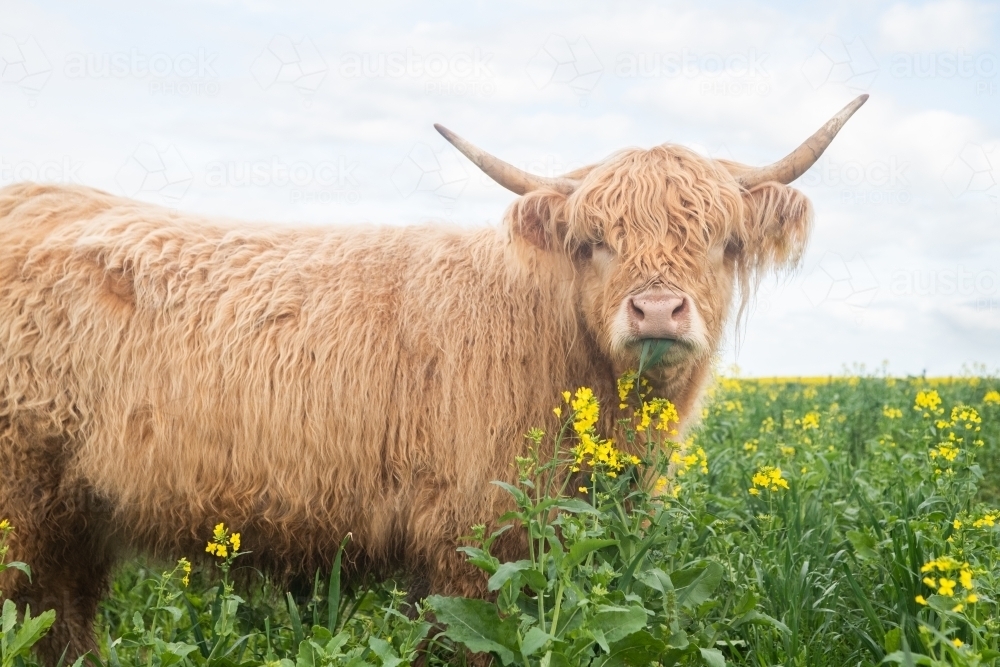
434,124 -> 578,196
727,94 -> 869,188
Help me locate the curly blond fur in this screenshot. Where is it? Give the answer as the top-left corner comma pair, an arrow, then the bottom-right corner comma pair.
0,143 -> 812,663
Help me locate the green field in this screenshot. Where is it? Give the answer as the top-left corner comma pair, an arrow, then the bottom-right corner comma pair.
4,375 -> 1000,666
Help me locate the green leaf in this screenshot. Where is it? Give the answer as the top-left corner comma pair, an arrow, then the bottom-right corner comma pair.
591,605 -> 647,645
521,627 -> 551,657
328,534 -> 351,634
4,563 -> 30,580
564,539 -> 616,570
157,642 -> 198,667
492,481 -> 530,507
2,599 -> 17,634
426,596 -> 519,666
635,568 -> 674,596
884,628 -> 901,654
638,339 -> 673,375
551,499 -> 601,515
882,651 -> 935,665
458,547 -> 500,576
592,630 -> 668,667
672,562 -> 724,610
7,608 -> 55,659
287,593 -> 304,648
847,530 -> 879,561
368,637 -> 402,667
699,647 -> 727,667
487,560 -> 534,592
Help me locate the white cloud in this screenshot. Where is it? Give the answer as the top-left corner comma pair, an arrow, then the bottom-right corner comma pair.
879,0 -> 996,52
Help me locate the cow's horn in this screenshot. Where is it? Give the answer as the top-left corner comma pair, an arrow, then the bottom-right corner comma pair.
729,94 -> 869,188
434,124 -> 577,196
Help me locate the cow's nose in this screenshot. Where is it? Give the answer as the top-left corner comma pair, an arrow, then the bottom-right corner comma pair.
628,289 -> 690,339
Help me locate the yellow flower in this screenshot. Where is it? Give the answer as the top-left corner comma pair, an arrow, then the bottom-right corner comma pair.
914,390 -> 943,416
213,523 -> 227,542
229,533 -> 241,552
750,465 -> 789,493
553,407 -> 562,418
0,520 -> 10,532
562,391 -> 571,403
959,568 -> 973,589
984,390 -> 1000,405
923,577 -> 937,589
883,406 -> 903,419
748,488 -> 759,496
578,487 -> 588,494
966,594 -> 978,603
953,518 -> 962,530
952,638 -> 964,648
915,595 -> 927,605
798,412 -> 820,430
938,578 -> 956,596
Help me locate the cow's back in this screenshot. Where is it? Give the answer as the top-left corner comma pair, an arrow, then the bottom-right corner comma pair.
0,183 -> 600,572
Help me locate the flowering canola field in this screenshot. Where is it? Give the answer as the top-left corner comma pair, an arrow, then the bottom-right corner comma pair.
2,375 -> 1000,666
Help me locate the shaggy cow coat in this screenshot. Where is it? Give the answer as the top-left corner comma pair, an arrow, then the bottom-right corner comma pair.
0,142 -> 812,662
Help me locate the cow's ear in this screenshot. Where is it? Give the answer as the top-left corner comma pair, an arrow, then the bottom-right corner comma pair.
737,182 -> 812,271
507,190 -> 569,251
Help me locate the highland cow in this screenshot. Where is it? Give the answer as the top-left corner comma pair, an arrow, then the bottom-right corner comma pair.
0,95 -> 866,662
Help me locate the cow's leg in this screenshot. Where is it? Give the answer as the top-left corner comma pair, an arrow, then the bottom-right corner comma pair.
18,558 -> 111,664
0,429 -> 113,666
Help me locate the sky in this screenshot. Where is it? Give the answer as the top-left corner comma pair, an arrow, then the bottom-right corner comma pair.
1,0 -> 998,376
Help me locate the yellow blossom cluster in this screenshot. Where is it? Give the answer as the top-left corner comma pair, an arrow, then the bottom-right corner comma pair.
743,439 -> 758,455
670,438 -> 708,477
205,522 -> 241,559
796,412 -> 820,430
568,387 -> 639,478
984,390 -> 1000,405
882,406 -> 903,419
179,557 -> 192,587
914,390 -> 944,417
929,443 -> 960,463
638,398 -> 680,435
749,465 -> 789,495
759,416 -> 776,434
972,511 -> 1000,529
917,557 -> 978,611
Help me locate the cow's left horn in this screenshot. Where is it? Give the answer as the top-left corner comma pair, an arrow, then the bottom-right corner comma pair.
434,124 -> 577,196
729,94 -> 869,188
